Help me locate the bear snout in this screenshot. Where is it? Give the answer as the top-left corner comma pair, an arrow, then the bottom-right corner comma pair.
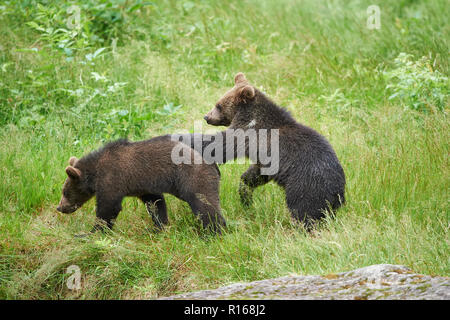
204,114 -> 216,125
56,205 -> 71,214
204,113 -> 222,126
56,202 -> 78,214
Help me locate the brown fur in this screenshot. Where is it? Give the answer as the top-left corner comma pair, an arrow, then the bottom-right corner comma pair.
204,73 -> 255,126
57,136 -> 226,234
201,73 -> 346,228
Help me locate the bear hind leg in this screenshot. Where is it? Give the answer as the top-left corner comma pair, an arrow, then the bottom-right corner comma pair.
186,193 -> 226,234
140,194 -> 168,230
285,190 -> 328,231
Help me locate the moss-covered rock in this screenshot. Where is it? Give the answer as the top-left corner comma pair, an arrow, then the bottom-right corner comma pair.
161,264 -> 450,300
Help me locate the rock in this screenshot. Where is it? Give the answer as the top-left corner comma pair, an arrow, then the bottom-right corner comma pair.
160,264 -> 449,300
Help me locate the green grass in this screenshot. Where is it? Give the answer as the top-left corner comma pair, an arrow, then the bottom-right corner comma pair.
0,0 -> 448,299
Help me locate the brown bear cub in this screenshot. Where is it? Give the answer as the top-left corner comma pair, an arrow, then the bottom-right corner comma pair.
198,72 -> 346,228
57,136 -> 226,234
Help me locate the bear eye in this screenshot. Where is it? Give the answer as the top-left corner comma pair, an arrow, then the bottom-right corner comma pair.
216,104 -> 222,110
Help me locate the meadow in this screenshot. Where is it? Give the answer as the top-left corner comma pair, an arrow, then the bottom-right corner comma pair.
0,0 -> 448,299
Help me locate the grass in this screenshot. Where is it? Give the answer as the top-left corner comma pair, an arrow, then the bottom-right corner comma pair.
0,0 -> 448,299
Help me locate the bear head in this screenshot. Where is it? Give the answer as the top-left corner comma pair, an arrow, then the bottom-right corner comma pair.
204,72 -> 255,126
57,156 -> 94,214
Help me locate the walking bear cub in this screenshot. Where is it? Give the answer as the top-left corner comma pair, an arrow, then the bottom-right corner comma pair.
201,72 -> 346,228
57,136 -> 226,234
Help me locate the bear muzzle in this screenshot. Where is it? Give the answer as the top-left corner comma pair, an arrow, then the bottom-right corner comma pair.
57,199 -> 78,214
204,114 -> 230,126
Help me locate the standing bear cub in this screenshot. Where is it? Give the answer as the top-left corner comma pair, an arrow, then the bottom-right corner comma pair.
57,136 -> 226,234
201,72 -> 346,228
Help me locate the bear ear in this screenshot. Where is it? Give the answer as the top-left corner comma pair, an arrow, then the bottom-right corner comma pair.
234,72 -> 247,85
69,156 -> 78,166
238,85 -> 255,101
66,166 -> 81,179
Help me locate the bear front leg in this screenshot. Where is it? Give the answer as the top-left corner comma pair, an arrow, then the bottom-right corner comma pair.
140,194 -> 168,230
91,194 -> 123,233
239,164 -> 270,207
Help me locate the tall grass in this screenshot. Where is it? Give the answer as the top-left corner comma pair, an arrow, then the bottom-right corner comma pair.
0,0 -> 448,299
